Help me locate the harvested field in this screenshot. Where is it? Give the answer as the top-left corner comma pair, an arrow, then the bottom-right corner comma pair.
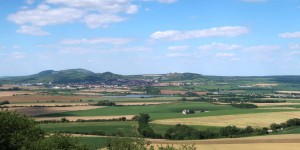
0,95 -> 97,102
4,106 -> 104,116
255,84 -> 278,87
0,91 -> 35,97
116,102 -> 171,106
276,91 -> 300,94
35,115 -> 134,121
253,103 -> 298,107
4,103 -> 91,107
152,111 -> 300,127
149,134 -> 300,150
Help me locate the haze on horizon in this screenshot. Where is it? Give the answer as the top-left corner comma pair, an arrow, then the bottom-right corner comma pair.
1,0 -> 300,76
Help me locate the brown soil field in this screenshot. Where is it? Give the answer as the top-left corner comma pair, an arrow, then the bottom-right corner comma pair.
0,91 -> 36,97
4,103 -> 91,107
161,90 -> 207,95
0,95 -> 97,102
35,115 -> 134,121
152,111 -> 300,127
3,106 -> 103,116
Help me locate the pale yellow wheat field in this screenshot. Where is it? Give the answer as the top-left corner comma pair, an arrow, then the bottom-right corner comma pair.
152,111 -> 300,127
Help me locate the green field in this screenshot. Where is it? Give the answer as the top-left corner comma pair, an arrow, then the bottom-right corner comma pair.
40,122 -> 138,137
37,102 -> 297,120
78,137 -> 109,149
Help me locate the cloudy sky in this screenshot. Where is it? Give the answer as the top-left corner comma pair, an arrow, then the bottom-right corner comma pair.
1,0 -> 300,76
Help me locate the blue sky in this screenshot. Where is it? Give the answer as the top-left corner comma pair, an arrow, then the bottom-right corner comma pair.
1,0 -> 300,76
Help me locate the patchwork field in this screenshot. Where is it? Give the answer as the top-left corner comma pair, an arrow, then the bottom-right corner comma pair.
152,111 -> 300,127
0,91 -> 36,97
5,106 -> 103,116
0,95 -> 97,102
35,115 -> 134,121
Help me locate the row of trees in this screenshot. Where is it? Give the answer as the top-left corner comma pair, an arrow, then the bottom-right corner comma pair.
270,118 -> 300,132
230,103 -> 258,109
92,100 -> 116,106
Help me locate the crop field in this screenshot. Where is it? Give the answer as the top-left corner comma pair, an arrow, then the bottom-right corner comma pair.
35,115 -> 134,121
0,95 -> 97,102
4,106 -> 103,116
37,102 -> 297,121
40,122 -> 138,137
0,91 -> 36,97
152,111 -> 300,127
149,134 -> 300,150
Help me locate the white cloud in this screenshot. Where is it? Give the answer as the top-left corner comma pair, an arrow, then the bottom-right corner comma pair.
112,47 -> 152,52
198,42 -> 241,50
229,57 -> 241,62
10,52 -> 26,59
45,0 -> 138,14
289,44 -> 300,49
61,38 -> 132,45
215,53 -> 235,57
12,45 -> 22,49
168,45 -> 189,51
83,14 -> 126,28
0,45 -> 5,50
26,0 -> 35,5
8,0 -> 138,35
166,53 -> 191,57
242,0 -> 267,2
17,26 -> 50,36
151,26 -> 249,41
279,32 -> 300,38
8,5 -> 84,26
158,0 -> 177,3
59,47 -> 94,54
243,45 -> 280,52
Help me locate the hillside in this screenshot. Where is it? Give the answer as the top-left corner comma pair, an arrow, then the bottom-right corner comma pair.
1,69 -> 300,85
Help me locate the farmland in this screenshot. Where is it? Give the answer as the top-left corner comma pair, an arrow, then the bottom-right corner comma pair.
2,72 -> 300,149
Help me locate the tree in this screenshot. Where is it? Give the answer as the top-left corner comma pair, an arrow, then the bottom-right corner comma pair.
0,111 -> 44,150
0,111 -> 91,150
34,133 -> 91,150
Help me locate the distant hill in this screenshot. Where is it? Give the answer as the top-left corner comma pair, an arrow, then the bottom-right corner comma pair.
1,69 -> 300,84
0,69 -> 124,84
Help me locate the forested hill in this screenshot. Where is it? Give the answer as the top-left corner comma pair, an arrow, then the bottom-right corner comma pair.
0,68 -> 300,84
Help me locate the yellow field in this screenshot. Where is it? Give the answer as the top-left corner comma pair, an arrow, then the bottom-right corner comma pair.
149,134 -> 300,150
152,111 -> 300,127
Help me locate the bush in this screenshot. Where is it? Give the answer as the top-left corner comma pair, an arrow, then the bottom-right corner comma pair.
0,100 -> 9,105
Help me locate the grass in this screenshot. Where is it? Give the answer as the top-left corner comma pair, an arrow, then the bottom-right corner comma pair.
40,121 -> 138,137
78,137 -> 109,149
